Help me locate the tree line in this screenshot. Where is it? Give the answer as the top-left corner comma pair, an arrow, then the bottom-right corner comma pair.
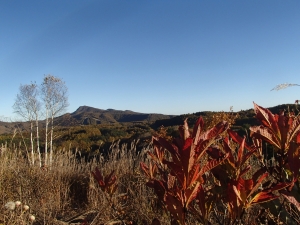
13,74 -> 68,168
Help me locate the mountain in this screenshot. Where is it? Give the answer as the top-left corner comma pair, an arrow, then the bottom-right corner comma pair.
0,103 -> 298,135
0,106 -> 174,134
52,106 -> 175,126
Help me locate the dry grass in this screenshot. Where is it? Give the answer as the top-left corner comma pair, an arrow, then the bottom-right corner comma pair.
0,137 -> 297,225
0,140 -> 170,225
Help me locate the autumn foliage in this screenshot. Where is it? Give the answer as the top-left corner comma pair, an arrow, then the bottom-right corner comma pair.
5,102 -> 299,224
136,102 -> 300,224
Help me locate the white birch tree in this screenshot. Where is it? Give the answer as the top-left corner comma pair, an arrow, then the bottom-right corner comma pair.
13,82 -> 41,166
41,75 -> 69,167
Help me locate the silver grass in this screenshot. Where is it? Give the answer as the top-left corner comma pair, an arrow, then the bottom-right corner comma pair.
271,83 -> 300,91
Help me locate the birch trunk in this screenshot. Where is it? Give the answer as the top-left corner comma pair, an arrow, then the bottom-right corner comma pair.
35,117 -> 42,167
44,112 -> 49,167
30,121 -> 34,165
49,114 -> 54,168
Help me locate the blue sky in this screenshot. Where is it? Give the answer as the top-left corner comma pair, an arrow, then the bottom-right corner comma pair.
1,1 -> 300,119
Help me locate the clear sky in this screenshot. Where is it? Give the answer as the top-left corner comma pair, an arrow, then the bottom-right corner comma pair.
1,1 -> 300,120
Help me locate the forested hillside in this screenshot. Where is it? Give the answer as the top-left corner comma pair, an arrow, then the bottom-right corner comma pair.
1,103 -> 298,155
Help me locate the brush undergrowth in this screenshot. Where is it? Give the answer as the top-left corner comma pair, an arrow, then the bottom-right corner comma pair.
0,140 -> 160,224
1,103 -> 300,225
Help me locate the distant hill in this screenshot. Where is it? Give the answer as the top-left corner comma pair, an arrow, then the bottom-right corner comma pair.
151,103 -> 300,129
53,106 -> 175,126
0,121 -> 30,135
0,106 -> 174,134
0,104 -> 298,135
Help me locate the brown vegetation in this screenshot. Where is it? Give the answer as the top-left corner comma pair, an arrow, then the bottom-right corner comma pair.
1,103 -> 300,224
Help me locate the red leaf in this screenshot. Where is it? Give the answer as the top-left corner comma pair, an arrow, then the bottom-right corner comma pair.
296,132 -> 300,144
241,149 -> 257,168
232,185 -> 243,202
268,182 -> 292,192
200,153 -> 229,176
153,136 -> 180,165
92,168 -> 117,195
153,136 -> 179,159
185,182 -> 201,207
248,173 -> 268,197
244,179 -> 254,192
252,168 -> 267,183
196,121 -> 228,150
248,192 -> 278,205
151,145 -> 165,164
196,185 -> 206,216
287,142 -> 300,181
253,102 -> 280,137
239,165 -> 251,177
287,116 -> 300,144
92,167 -> 104,186
188,164 -> 201,186
192,117 -> 204,139
228,129 -> 255,151
147,180 -> 166,200
181,138 -> 195,175
165,193 -> 185,224
236,136 -> 246,168
140,162 -> 157,179
163,160 -> 185,187
250,126 -> 281,149
201,120 -> 229,141
223,137 -> 235,165
206,147 -> 225,159
277,113 -> 289,148
104,170 -> 116,186
281,191 -> 300,212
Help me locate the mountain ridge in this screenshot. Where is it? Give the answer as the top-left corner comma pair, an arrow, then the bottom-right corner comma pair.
0,103 -> 298,135
64,105 -> 175,125
0,106 -> 175,134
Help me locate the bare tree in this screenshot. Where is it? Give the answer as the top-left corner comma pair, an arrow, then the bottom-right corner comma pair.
13,82 -> 41,166
41,75 -> 69,167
